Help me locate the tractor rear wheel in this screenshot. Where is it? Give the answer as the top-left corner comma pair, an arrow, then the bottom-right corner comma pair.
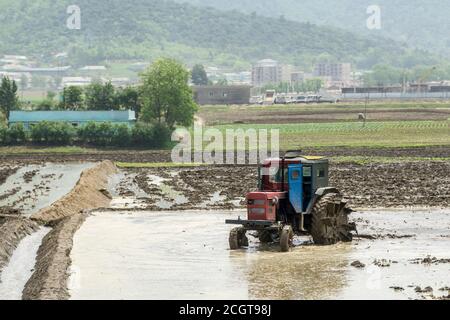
310,193 -> 354,245
280,225 -> 294,252
229,227 -> 248,250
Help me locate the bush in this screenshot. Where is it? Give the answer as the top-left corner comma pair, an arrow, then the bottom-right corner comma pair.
6,123 -> 26,144
77,121 -> 97,145
30,121 -> 75,145
0,125 -> 7,145
0,121 -> 171,148
111,124 -> 131,147
131,122 -> 171,148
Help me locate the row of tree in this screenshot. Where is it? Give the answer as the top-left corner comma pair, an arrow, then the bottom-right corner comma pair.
0,58 -> 199,133
42,84 -> 142,116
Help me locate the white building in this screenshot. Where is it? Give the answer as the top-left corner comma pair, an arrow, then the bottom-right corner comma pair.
61,77 -> 92,88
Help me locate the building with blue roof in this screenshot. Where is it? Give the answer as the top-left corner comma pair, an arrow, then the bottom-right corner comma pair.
9,110 -> 136,129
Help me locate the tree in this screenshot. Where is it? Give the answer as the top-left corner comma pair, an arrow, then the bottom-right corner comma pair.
35,91 -> 57,111
60,86 -> 84,110
216,78 -> 228,85
0,77 -> 19,122
85,81 -> 116,110
191,64 -> 209,85
141,58 -> 198,129
114,86 -> 142,116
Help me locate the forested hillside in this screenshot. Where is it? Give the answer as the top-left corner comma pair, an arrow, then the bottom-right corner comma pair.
178,0 -> 450,55
0,0 -> 441,69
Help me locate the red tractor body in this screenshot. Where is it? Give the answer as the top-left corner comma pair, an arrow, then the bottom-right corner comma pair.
226,151 -> 356,252
246,191 -> 286,221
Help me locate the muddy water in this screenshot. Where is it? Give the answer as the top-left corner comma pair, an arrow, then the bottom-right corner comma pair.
69,209 -> 450,300
0,163 -> 93,215
0,227 -> 51,300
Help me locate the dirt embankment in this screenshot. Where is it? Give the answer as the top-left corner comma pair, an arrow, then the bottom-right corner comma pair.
31,160 -> 117,224
22,213 -> 88,300
20,161 -> 118,300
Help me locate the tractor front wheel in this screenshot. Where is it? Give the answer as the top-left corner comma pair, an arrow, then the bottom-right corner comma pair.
310,193 -> 354,245
229,227 -> 248,250
280,225 -> 294,252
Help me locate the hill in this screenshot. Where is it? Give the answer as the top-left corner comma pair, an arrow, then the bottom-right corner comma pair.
177,0 -> 450,55
0,0 -> 441,69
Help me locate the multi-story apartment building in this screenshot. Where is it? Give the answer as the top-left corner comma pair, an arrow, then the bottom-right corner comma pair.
313,63 -> 352,82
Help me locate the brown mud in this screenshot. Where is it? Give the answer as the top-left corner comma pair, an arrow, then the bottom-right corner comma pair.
199,106 -> 450,125
0,145 -> 449,164
0,166 -> 19,185
111,161 -> 450,211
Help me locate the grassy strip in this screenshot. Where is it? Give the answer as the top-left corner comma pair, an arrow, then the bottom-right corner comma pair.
115,162 -> 207,168
209,120 -> 450,150
0,146 -> 95,154
331,156 -> 450,165
116,157 -> 450,168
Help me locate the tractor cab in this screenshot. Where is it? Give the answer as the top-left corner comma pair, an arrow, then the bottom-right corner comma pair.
258,152 -> 329,214
226,150 -> 355,252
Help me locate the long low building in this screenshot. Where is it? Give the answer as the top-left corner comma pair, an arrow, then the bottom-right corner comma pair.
192,85 -> 252,105
9,110 -> 136,129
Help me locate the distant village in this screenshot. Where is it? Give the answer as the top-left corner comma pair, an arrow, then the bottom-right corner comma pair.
2,54 -> 450,106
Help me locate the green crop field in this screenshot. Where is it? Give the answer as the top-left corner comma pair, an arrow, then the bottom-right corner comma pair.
207,120 -> 450,150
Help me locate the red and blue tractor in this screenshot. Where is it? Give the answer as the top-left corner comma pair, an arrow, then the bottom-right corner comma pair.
226,151 -> 356,252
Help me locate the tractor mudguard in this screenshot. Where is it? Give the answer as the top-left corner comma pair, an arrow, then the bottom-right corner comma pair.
305,187 -> 340,215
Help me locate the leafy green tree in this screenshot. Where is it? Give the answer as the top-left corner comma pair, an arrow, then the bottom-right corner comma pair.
60,86 -> 84,110
85,81 -> 116,110
0,77 -> 19,122
35,91 -> 58,111
35,99 -> 54,111
140,58 -> 198,129
191,64 -> 209,85
114,86 -> 142,116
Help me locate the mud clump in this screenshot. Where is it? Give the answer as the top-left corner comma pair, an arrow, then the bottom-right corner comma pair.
410,256 -> 450,265
390,286 -> 405,291
0,166 -> 19,185
22,213 -> 88,300
350,260 -> 366,268
415,286 -> 433,294
0,207 -> 22,216
23,170 -> 38,183
31,161 -> 117,224
373,259 -> 392,267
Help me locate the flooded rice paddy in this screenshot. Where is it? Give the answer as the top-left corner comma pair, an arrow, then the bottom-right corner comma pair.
69,209 -> 450,300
